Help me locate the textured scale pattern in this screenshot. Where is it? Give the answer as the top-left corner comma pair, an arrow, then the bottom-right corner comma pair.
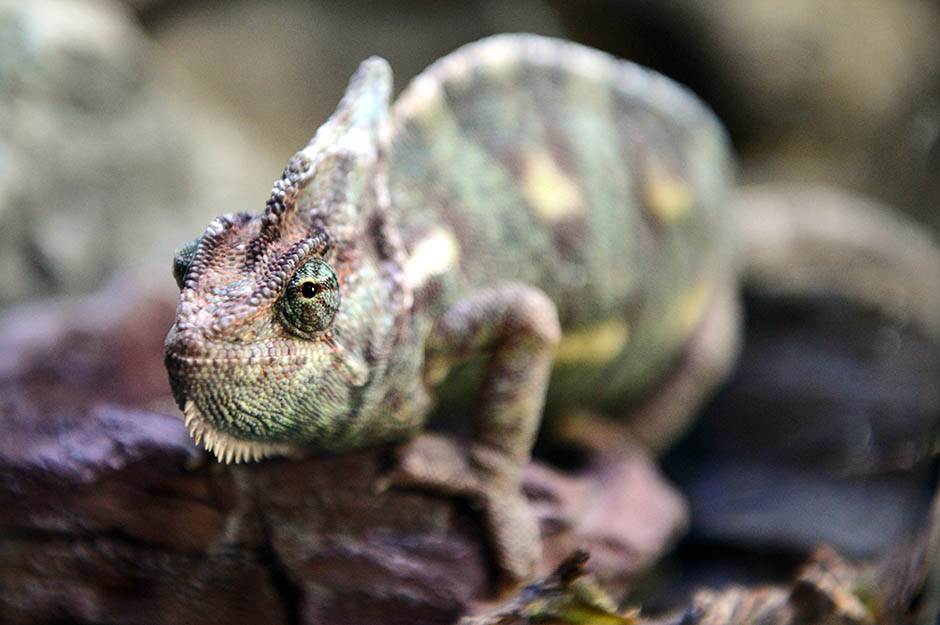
164,34 -> 734,581
388,35 -> 732,414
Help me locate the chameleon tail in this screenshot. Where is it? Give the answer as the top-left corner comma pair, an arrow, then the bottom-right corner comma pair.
732,184 -> 940,340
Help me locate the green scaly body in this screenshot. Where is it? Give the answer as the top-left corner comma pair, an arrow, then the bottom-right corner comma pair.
388,35 -> 732,420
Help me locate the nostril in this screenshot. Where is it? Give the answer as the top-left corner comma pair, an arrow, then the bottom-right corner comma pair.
164,329 -> 207,360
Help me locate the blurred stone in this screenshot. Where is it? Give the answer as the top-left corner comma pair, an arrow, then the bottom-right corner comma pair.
664,286 -> 938,558
720,0 -> 940,235
142,0 -> 563,159
0,0 -> 282,307
679,461 -> 929,559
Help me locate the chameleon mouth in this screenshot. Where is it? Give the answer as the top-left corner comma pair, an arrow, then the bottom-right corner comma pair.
166,351 -> 307,368
183,401 -> 297,464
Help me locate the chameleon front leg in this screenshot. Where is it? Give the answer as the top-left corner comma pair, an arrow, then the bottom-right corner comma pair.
391,283 -> 561,585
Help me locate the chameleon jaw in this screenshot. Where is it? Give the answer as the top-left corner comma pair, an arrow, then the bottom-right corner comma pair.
182,401 -> 299,464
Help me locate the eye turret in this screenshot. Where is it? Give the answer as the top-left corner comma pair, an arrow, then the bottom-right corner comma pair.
278,258 -> 340,337
172,238 -> 200,289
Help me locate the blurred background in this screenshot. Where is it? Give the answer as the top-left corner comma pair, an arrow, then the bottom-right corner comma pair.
2,0 -> 939,308
1,0 -> 938,621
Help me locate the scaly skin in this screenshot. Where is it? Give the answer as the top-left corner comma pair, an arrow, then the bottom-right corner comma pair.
164,35 -> 736,584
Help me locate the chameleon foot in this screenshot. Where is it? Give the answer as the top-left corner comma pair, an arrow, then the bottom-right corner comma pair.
386,433 -> 542,588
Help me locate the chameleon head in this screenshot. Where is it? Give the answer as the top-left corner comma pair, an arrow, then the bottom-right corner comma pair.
164,58 -> 411,463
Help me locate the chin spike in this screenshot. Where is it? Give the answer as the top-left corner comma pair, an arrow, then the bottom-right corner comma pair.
182,401 -> 297,464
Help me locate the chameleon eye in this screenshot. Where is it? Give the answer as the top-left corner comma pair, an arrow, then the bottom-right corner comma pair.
278,258 -> 340,336
172,238 -> 200,289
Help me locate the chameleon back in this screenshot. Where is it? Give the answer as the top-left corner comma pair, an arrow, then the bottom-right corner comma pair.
388,35 -> 734,413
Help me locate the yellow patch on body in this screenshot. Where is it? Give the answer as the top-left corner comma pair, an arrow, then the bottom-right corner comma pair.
405,228 -> 460,287
643,160 -> 693,224
470,36 -> 518,81
392,72 -> 446,125
675,280 -> 711,336
554,319 -> 631,365
521,151 -> 585,223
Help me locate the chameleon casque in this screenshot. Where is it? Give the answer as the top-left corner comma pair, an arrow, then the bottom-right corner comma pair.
164,34 -> 938,583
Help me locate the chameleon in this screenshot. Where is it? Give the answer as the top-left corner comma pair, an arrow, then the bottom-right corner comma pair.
164,34 -> 940,585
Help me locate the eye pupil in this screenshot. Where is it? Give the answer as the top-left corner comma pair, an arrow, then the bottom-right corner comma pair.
279,258 -> 339,337
300,281 -> 318,298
